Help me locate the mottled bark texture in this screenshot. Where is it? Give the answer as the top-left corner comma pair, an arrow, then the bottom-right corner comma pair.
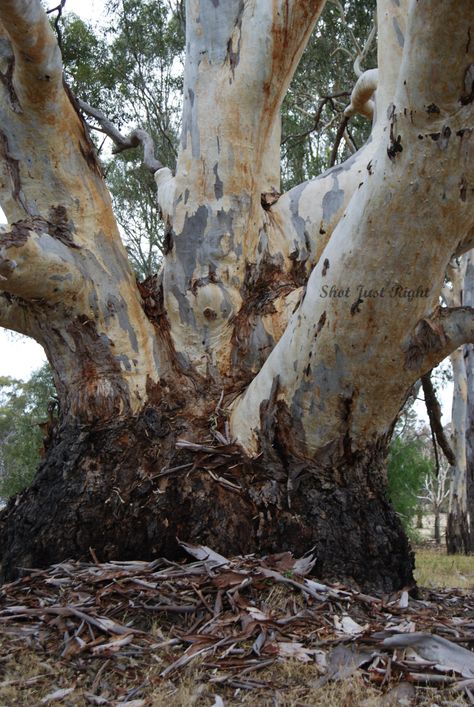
1,0 -> 474,589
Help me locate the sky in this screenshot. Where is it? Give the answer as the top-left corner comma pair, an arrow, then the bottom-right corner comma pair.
0,0 -> 454,426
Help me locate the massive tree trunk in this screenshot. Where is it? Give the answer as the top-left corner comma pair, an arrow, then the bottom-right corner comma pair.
1,0 -> 474,590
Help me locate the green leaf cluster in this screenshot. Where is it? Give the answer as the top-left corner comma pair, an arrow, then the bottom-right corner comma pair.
0,364 -> 56,500
387,436 -> 432,532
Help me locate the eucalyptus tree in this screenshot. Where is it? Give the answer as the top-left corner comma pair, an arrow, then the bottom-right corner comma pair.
0,365 -> 56,499
0,0 -> 473,590
446,254 -> 474,554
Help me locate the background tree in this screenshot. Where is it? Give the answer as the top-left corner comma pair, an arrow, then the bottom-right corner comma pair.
0,0 -> 473,591
387,433 -> 431,537
0,364 -> 56,499
281,0 -> 376,189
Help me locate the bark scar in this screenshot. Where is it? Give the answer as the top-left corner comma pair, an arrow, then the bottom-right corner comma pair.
0,129 -> 28,212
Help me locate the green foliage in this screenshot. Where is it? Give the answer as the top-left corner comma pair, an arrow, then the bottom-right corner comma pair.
0,364 -> 56,499
281,0 -> 377,189
387,437 -> 432,531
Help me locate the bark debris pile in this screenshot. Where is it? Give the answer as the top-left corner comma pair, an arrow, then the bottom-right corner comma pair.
1,545 -> 474,704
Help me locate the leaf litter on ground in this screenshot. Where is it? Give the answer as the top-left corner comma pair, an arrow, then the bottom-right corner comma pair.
1,542 -> 474,704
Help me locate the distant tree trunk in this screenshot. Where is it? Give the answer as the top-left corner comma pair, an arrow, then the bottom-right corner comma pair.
446,257 -> 472,554
434,509 -> 441,545
416,509 -> 423,529
464,255 -> 474,553
1,0 -> 474,590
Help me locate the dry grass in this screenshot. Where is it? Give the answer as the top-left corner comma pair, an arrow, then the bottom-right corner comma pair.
2,653 -> 468,707
414,546 -> 474,589
1,547 -> 474,706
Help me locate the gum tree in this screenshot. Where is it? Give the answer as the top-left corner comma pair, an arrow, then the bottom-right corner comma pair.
0,0 -> 473,590
446,253 -> 474,554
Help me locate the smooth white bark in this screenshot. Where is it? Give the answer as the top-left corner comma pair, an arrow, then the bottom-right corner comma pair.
231,0 -> 474,457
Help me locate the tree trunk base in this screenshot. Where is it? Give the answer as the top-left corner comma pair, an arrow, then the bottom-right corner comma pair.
0,410 -> 414,592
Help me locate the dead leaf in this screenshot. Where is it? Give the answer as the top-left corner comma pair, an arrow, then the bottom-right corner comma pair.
383,633 -> 474,678
314,644 -> 374,686
41,687 -> 75,703
292,551 -> 317,577
178,540 -> 229,566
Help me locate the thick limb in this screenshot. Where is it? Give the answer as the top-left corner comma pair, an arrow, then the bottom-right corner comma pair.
160,0 -> 327,376
231,0 -> 474,457
0,0 -> 166,418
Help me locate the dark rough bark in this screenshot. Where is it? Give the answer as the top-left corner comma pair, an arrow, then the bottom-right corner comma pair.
0,404 -> 414,592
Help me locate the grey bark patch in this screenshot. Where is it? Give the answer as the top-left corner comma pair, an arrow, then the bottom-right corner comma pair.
115,354 -> 132,372
322,176 -> 344,223
175,204 -> 209,281
105,295 -> 139,353
171,283 -> 197,328
49,274 -> 73,282
181,86 -> 201,158
226,1 -> 244,77
213,163 -> 224,200
288,183 -> 309,253
199,0 -> 245,65
392,17 -> 404,47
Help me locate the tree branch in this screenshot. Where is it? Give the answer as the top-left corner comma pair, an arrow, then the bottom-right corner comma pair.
405,308 -> 474,373
0,0 -> 62,109
78,99 -> 164,174
421,371 -> 455,466
344,69 -> 378,120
